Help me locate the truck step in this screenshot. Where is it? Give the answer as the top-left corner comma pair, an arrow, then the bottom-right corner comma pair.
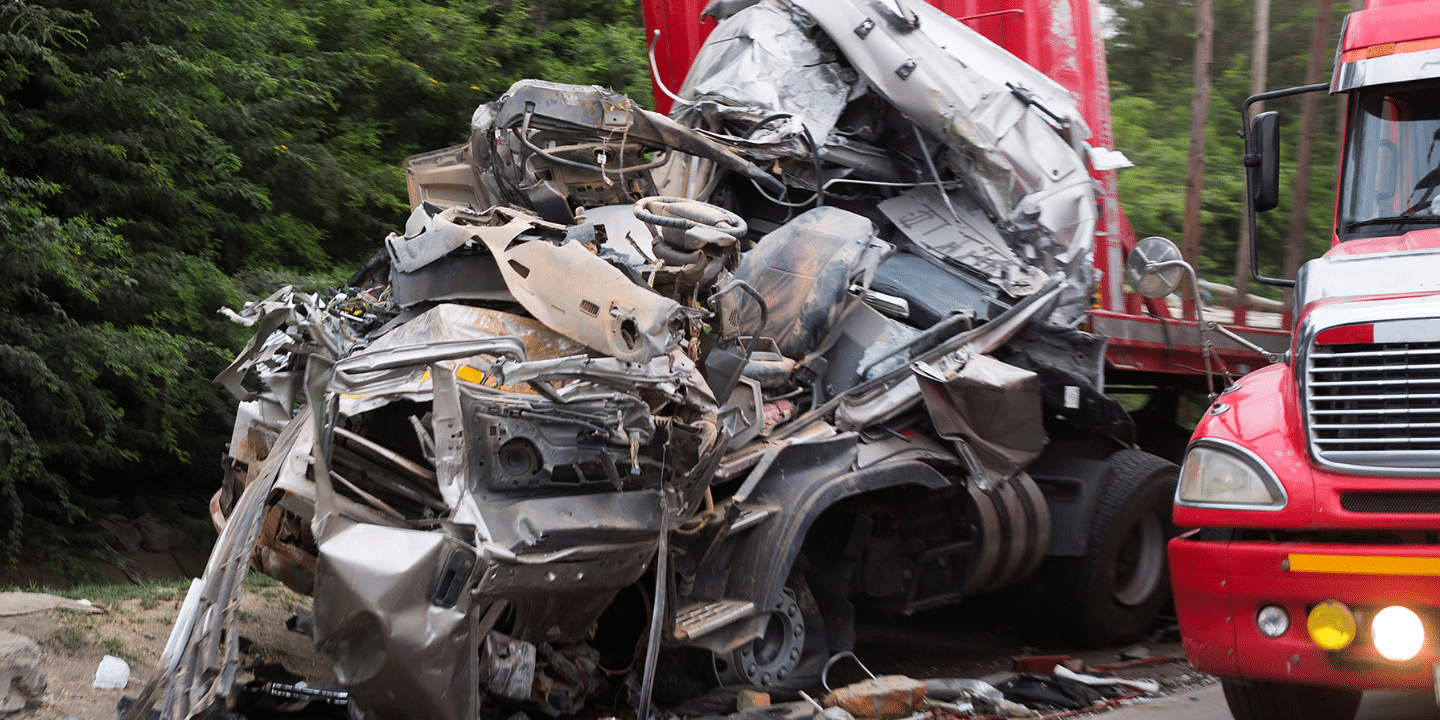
673,599 -> 756,640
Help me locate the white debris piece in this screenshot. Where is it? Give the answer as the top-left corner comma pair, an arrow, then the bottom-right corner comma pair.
92,655 -> 130,690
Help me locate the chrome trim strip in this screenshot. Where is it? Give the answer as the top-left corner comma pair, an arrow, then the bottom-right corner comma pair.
1174,437 -> 1289,512
1317,451 -> 1440,468
1332,47 -> 1440,93
1311,377 -> 1440,387
1311,362 -> 1440,373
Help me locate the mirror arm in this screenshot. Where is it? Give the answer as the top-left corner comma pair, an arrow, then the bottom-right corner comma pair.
1149,258 -> 1218,395
1238,84 -> 1327,289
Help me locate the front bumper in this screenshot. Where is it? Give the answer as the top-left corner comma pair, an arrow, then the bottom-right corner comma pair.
1170,532 -> 1440,690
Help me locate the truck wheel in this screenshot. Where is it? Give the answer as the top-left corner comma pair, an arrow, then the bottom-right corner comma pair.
1221,679 -> 1362,720
712,576 -> 828,690
1056,449 -> 1177,647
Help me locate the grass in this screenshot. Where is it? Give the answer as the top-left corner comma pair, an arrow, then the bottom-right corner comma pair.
47,626 -> 85,653
248,572 -> 280,589
102,636 -> 130,658
12,577 -> 196,609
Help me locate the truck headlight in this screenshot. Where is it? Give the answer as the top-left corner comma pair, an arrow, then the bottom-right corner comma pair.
1372,606 -> 1424,661
1177,441 -> 1286,509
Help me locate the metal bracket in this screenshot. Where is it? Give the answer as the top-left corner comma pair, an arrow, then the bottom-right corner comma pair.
1204,320 -> 1282,364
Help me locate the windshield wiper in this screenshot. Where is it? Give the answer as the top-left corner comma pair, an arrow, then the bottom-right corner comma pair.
1345,215 -> 1440,230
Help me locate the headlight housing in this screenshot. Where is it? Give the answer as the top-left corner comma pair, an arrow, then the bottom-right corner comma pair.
1177,440 -> 1287,509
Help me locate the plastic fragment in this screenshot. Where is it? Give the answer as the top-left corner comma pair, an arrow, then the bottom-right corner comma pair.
93,654 -> 130,690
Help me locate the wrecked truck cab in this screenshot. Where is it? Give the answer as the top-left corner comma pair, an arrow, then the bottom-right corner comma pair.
142,2 -> 1183,719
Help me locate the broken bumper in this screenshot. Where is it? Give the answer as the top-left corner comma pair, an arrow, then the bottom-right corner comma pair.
1170,533 -> 1440,691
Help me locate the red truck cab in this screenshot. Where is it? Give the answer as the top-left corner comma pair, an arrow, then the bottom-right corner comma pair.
1169,1 -> 1440,718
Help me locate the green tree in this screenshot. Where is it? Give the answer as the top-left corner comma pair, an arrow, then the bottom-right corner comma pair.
0,0 -> 651,562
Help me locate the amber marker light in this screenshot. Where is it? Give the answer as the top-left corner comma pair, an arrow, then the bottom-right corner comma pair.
1307,600 -> 1357,651
1372,606 -> 1424,662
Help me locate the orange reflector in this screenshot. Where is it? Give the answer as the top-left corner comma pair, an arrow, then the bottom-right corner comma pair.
456,365 -> 487,384
1290,554 -> 1440,576
1368,43 -> 1397,58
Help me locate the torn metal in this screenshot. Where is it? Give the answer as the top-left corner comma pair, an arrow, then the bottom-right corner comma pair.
144,2 -> 1141,719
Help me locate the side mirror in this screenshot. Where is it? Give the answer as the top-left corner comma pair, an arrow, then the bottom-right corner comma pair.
1125,236 -> 1185,298
1249,111 -> 1281,213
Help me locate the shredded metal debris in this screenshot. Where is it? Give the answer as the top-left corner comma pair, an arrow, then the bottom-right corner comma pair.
131,2 -> 1176,719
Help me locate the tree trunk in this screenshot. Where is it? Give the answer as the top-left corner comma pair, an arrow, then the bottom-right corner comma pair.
1281,0 -> 1336,319
1181,0 -> 1214,319
1232,0 -> 1270,325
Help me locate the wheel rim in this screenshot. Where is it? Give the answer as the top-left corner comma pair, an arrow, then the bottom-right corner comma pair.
1112,510 -> 1165,607
713,591 -> 804,687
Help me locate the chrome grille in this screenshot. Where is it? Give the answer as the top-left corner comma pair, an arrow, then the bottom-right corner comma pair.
1306,341 -> 1440,471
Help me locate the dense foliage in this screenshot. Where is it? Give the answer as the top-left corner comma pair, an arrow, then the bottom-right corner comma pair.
0,0 -> 649,565
1106,0 -> 1346,285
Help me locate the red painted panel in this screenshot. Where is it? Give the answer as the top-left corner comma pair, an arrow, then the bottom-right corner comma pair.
1168,534 -> 1239,677
1173,534 -> 1440,690
1315,324 -> 1374,345
641,0 -> 715,115
1342,0 -> 1440,52
1324,227 -> 1440,257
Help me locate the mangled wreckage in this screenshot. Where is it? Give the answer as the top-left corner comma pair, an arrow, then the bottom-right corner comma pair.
133,2 -> 1182,719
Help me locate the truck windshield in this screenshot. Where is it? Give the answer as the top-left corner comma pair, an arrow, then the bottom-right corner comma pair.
1338,81 -> 1440,241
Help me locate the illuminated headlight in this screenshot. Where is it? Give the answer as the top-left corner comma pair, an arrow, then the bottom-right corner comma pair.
1372,606 -> 1424,661
1177,442 -> 1286,508
1257,605 -> 1290,638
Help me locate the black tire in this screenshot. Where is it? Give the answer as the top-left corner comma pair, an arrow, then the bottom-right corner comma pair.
1222,678 -> 1362,720
1048,449 -> 1178,647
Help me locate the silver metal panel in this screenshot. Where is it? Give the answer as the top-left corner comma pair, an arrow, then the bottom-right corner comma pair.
1297,249 -> 1440,308
1332,48 -> 1440,93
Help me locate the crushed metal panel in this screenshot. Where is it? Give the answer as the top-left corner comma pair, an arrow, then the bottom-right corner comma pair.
311,522 -> 478,720
914,352 -> 1045,474
387,207 -> 531,307
835,278 -> 1064,431
782,0 -> 1091,215
675,0 -> 855,145
366,303 -> 589,366
386,205 -> 513,274
403,143 -> 499,210
480,232 -> 683,363
879,186 -> 1049,297
474,543 -> 656,643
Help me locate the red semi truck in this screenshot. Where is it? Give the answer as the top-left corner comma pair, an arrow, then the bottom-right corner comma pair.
1168,1 -> 1440,718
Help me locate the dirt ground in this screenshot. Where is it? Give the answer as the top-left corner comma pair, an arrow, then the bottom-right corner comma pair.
2,574 -> 1212,720
4,575 -> 332,720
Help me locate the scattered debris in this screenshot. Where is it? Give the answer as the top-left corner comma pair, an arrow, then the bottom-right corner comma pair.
823,676 -> 927,719
1010,656 -> 1083,675
92,655 -> 129,691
